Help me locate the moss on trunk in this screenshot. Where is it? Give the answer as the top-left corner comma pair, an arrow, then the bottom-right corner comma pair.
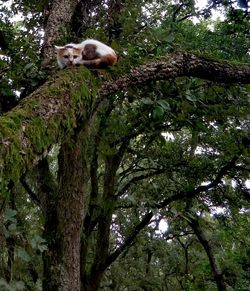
0,67 -> 97,187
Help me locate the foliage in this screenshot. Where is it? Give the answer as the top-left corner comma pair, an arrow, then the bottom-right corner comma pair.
0,0 -> 250,290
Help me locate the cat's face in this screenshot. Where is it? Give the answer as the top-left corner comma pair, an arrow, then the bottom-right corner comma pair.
55,46 -> 82,68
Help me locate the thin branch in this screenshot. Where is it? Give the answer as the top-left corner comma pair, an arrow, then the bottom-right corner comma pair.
157,156 -> 238,209
165,231 -> 195,241
172,3 -> 186,22
175,0 -> 222,22
1,53 -> 249,184
115,168 -> 165,197
105,156 -> 238,269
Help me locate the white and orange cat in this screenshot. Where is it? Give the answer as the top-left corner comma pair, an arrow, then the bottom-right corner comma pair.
55,39 -> 117,69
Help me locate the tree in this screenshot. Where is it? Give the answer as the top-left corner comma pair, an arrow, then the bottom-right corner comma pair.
0,0 -> 250,290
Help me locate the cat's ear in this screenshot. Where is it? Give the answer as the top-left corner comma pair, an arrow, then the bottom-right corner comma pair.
55,45 -> 64,53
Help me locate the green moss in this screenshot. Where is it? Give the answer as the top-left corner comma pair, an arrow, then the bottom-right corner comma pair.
0,133 -> 23,182
0,110 -> 31,131
0,66 -> 116,185
25,117 -> 48,152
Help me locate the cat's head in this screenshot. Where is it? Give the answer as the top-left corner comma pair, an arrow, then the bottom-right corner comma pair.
55,45 -> 82,69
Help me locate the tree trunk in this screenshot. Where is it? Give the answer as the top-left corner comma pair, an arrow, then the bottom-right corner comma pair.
41,0 -> 78,68
83,157 -> 116,291
1,55 -> 250,186
187,214 -> 227,291
43,126 -> 89,291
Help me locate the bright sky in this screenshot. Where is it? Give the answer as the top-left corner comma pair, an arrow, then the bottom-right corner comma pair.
194,0 -> 225,22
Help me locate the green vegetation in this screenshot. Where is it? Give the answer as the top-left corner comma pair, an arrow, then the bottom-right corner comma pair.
0,0 -> 250,290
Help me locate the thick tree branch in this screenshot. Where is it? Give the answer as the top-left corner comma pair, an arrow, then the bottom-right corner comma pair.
100,53 -> 250,99
0,54 -> 249,185
0,68 -> 93,184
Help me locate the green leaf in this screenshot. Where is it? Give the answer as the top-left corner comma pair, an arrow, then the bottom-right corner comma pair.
152,106 -> 165,120
186,91 -> 197,102
8,223 -> 17,232
127,195 -> 136,205
17,248 -> 31,262
166,34 -> 175,44
4,208 -> 17,222
31,235 -> 47,252
23,63 -> 34,71
0,279 -> 15,291
38,244 -> 48,253
141,97 -> 154,105
157,99 -> 170,110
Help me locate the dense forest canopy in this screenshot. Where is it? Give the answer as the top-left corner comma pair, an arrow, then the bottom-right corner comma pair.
0,0 -> 250,290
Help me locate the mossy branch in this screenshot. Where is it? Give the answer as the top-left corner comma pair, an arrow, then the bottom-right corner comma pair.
0,53 -> 250,187
0,67 -> 95,185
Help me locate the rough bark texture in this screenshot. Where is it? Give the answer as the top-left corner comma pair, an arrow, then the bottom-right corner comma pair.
0,53 -> 248,290
42,127 -> 89,291
0,67 -> 93,185
100,53 -> 250,97
187,214 -> 227,291
56,130 -> 88,291
0,206 -> 6,279
37,159 -> 59,291
41,0 -> 78,68
0,54 -> 249,186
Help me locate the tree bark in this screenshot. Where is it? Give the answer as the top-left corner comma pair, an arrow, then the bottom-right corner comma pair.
0,53 -> 248,290
56,133 -> 88,291
84,156 -> 119,291
100,52 -> 250,98
43,126 -> 89,291
0,68 -> 93,186
37,159 -> 59,291
187,214 -> 227,291
0,204 -> 6,279
41,0 -> 78,68
1,54 -> 249,187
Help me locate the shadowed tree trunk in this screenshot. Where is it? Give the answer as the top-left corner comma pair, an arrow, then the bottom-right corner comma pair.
5,183 -> 15,283
0,55 -> 249,290
187,213 -> 227,291
83,140 -> 129,290
1,0 -> 250,288
43,126 -> 90,291
1,55 -> 249,185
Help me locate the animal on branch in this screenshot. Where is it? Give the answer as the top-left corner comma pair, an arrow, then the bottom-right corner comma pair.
55,39 -> 117,69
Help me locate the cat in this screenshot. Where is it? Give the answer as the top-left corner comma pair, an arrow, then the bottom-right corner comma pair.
55,39 -> 117,69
